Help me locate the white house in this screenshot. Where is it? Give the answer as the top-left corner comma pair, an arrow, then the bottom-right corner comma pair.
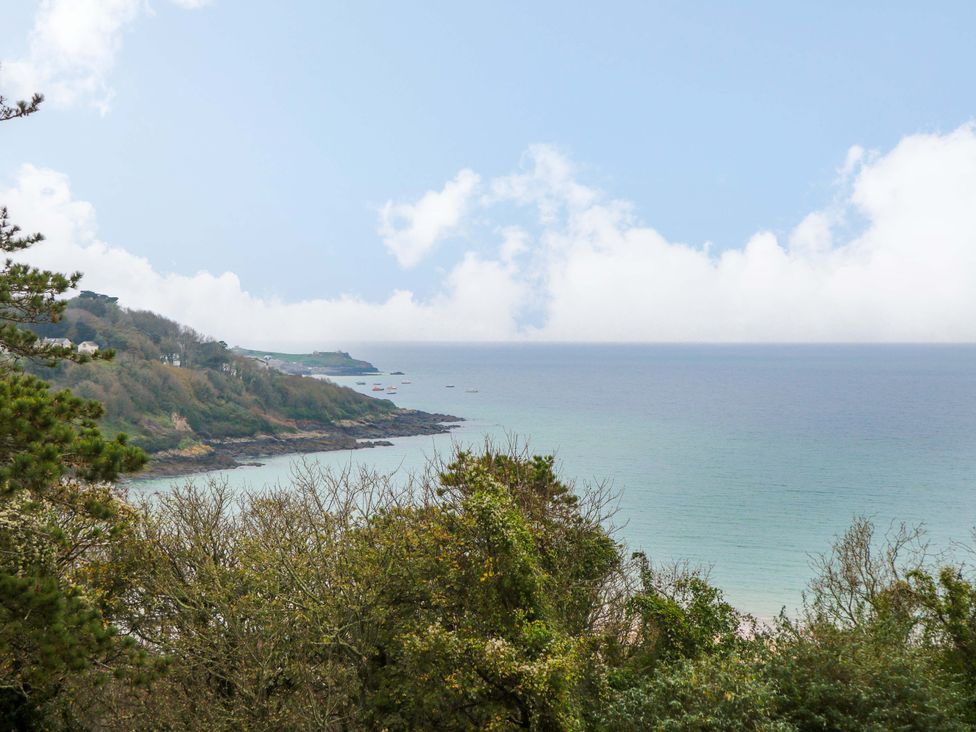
43,337 -> 72,349
77,341 -> 99,356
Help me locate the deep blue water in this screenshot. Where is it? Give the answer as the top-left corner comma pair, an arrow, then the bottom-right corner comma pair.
134,344 -> 976,618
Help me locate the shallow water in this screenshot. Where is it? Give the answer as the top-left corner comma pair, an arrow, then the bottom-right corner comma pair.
133,344 -> 976,618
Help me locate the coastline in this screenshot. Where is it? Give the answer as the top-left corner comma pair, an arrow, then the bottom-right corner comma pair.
134,408 -> 462,479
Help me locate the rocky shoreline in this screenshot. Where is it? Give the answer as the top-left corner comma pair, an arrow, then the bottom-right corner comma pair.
136,409 -> 462,479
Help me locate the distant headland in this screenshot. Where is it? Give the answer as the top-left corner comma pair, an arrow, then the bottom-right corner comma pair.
231,347 -> 381,376
27,293 -> 459,478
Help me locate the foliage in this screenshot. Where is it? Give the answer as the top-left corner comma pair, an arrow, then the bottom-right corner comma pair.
28,295 -> 395,452
596,651 -> 789,732
622,554 -> 745,669
0,92 -> 43,122
0,93 -> 148,728
3,433 -> 976,730
114,448 -> 622,731
765,618 -> 968,731
911,564 -> 976,723
0,372 -> 144,495
762,518 -> 972,731
0,485 -> 161,729
591,516 -> 974,732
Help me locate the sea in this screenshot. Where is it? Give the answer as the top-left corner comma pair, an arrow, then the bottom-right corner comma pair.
133,344 -> 976,619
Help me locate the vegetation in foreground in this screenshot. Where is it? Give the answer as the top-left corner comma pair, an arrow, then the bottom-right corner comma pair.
3,91 -> 976,731
4,444 -> 976,731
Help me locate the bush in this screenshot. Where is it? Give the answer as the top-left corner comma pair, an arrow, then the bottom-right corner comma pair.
597,652 -> 790,732
766,619 -> 968,730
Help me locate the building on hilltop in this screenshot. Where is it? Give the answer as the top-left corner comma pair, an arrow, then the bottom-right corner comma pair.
77,341 -> 99,356
43,337 -> 72,349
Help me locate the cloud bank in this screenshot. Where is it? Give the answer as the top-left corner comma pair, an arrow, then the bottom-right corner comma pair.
3,165 -> 524,348
6,123 -> 976,346
1,0 -> 209,114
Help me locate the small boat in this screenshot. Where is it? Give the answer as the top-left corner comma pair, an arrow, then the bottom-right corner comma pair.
371,386 -> 384,392
355,381 -> 366,385
445,384 -> 455,388
401,380 -> 412,384
372,382 -> 382,385
465,388 -> 479,393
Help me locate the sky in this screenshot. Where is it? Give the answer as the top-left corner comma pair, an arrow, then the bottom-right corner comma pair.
2,1 -> 976,346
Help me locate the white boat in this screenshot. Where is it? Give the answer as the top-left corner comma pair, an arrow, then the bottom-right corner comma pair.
465,388 -> 479,393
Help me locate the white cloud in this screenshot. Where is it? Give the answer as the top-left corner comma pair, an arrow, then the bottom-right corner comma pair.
1,0 -> 208,114
524,126 -> 976,342
6,124 -> 976,344
3,165 -> 523,349
379,169 -> 480,268
499,226 -> 529,264
840,144 -> 865,178
488,144 -> 598,224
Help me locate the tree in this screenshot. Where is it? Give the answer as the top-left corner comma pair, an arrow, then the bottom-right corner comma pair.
911,565 -> 976,723
115,447 -> 624,730
0,91 -> 147,728
0,92 -> 144,495
762,519 -> 969,731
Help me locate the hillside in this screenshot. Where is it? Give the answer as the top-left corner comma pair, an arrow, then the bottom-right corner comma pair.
27,292 -> 456,470
232,346 -> 380,375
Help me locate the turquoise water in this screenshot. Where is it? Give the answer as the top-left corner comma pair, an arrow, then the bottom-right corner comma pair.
133,344 -> 976,618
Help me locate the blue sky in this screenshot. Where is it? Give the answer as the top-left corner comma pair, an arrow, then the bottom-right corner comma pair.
3,1 -> 976,345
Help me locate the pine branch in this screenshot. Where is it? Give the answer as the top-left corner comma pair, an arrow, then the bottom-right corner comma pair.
0,92 -> 44,122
